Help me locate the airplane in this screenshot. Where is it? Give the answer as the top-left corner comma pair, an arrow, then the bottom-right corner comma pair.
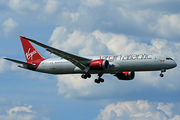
4,36 -> 177,84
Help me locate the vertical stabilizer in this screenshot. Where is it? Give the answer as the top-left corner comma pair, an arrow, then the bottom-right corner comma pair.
20,36 -> 45,63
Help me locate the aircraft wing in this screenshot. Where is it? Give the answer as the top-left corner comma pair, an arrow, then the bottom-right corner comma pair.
22,36 -> 91,73
3,58 -> 34,66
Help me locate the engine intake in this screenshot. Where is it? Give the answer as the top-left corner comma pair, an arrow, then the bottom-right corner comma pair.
90,59 -> 109,70
115,72 -> 135,80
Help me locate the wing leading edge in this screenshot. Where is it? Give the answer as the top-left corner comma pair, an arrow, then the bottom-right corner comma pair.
20,36 -> 91,73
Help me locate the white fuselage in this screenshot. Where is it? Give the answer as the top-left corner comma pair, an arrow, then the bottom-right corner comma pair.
24,54 -> 176,75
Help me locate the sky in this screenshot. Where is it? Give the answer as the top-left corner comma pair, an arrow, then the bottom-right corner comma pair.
0,0 -> 180,120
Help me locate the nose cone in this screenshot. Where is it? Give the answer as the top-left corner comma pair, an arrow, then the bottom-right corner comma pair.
173,61 -> 177,68
169,60 -> 177,69
165,60 -> 177,69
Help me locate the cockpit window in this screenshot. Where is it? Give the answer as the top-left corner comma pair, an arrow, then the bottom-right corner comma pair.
166,57 -> 173,60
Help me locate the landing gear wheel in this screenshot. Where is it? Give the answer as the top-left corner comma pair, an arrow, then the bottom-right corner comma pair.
95,79 -> 100,84
94,78 -> 104,84
160,74 -> 164,77
81,73 -> 91,79
94,74 -> 104,84
99,78 -> 104,83
87,74 -> 91,78
159,69 -> 166,78
81,74 -> 87,79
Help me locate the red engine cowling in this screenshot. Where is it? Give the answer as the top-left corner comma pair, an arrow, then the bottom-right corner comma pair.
115,72 -> 135,80
90,59 -> 109,70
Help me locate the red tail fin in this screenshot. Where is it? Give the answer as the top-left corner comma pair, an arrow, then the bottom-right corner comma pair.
20,36 -> 45,63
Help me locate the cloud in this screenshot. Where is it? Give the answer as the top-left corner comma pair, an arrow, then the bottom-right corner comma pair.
4,0 -> 177,41
0,58 -> 19,73
148,14 -> 180,38
2,18 -> 18,37
8,0 -> 39,14
0,104 -> 50,120
49,26 -> 109,56
0,58 -> 9,73
93,30 -> 140,54
61,12 -> 81,22
48,26 -> 69,49
49,1 -> 180,42
0,58 -> 50,84
3,0 -> 180,41
93,30 -> 177,57
0,57 -> 22,73
7,105 -> 33,115
157,103 -> 173,117
44,0 -> 60,14
56,74 -> 94,98
51,28 -> 180,99
96,100 -> 180,120
82,0 -> 104,7
0,97 -> 51,120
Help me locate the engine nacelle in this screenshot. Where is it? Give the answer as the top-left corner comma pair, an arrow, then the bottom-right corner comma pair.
90,59 -> 109,70
115,72 -> 135,80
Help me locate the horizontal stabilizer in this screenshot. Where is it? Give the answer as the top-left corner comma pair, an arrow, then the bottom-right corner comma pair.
3,58 -> 34,66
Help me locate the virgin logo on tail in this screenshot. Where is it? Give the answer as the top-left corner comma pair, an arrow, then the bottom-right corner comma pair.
26,48 -> 37,60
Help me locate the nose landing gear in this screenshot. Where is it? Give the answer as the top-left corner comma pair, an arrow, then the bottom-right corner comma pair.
160,69 -> 166,77
160,73 -> 164,77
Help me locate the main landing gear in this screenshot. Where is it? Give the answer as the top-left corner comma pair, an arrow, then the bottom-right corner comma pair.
160,69 -> 166,77
94,74 -> 104,84
81,73 -> 104,84
81,73 -> 91,79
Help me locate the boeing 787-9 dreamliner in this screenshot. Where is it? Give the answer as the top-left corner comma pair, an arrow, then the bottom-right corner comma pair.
4,36 -> 177,84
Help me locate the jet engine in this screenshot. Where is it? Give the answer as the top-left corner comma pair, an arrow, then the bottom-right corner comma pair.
114,72 -> 135,80
90,59 -> 109,70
